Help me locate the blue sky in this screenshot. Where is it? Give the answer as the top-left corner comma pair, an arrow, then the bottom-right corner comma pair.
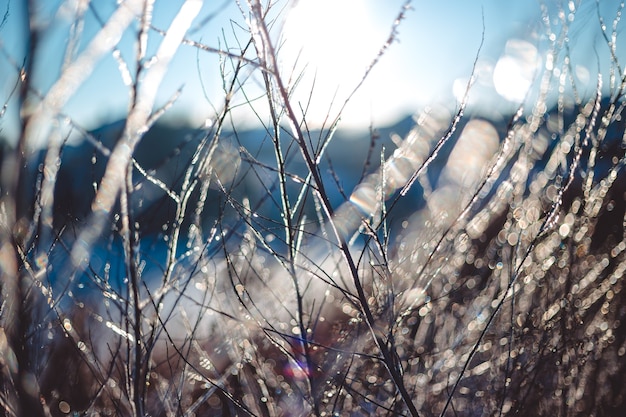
0,0 -> 624,144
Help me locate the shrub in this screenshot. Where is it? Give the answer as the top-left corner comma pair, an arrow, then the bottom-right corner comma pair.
1,1 -> 626,416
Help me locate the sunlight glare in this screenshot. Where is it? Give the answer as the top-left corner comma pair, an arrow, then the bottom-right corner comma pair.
283,0 -> 382,81
282,0 -> 387,126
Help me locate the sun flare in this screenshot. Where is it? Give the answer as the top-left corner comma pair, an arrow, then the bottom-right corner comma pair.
281,0 -> 387,126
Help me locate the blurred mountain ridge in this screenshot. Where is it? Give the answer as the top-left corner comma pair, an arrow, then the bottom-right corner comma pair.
10,95 -> 626,238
